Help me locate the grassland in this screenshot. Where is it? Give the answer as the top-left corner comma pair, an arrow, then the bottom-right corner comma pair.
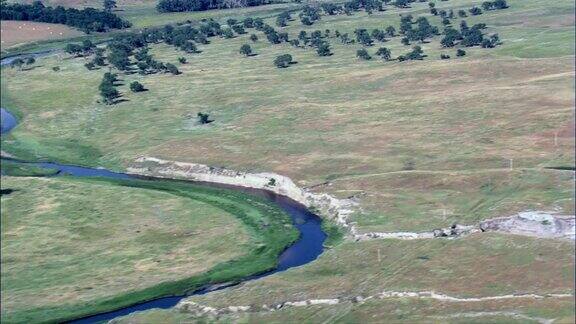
118,233 -> 575,323
1,0 -> 574,233
0,175 -> 297,323
0,0 -> 574,321
119,295 -> 576,323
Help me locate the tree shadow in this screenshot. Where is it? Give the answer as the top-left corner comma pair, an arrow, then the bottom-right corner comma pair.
0,189 -> 17,196
113,98 -> 130,104
22,65 -> 44,71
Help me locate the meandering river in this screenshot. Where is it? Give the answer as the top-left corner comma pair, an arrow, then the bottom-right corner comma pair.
1,55 -> 327,323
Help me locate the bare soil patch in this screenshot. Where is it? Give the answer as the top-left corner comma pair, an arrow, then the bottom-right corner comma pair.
0,21 -> 83,49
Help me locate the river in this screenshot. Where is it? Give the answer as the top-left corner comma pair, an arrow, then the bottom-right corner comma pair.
0,55 -> 327,323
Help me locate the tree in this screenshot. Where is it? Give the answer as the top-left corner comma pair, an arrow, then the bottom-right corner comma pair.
1,2 -> 131,32
440,53 -> 450,59
385,26 -> 396,37
469,6 -> 482,15
406,45 -> 424,60
108,50 -> 131,70
85,62 -> 96,70
232,24 -> 246,34
130,81 -> 145,92
317,42 -> 331,56
99,76 -> 119,105
82,39 -> 95,53
197,112 -> 211,124
222,28 -> 234,38
356,48 -> 371,60
456,48 -> 466,56
274,54 -> 293,68
375,47 -> 391,60
250,34 -> 258,42
156,0 -> 270,12
65,43 -> 84,57
25,57 -> 35,66
178,57 -> 187,63
371,29 -> 386,42
137,61 -> 149,74
165,63 -> 180,75
493,0 -> 508,9
401,37 -> 410,45
240,44 -> 253,56
100,85 -> 119,104
92,56 -> 105,66
300,16 -> 313,26
181,41 -> 198,53
103,0 -> 117,12
243,17 -> 254,28
354,29 -> 373,46
276,15 -> 288,27
266,31 -> 281,44
458,9 -> 467,17
10,58 -> 25,70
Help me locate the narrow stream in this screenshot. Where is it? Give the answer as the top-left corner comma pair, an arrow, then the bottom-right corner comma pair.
1,97 -> 327,321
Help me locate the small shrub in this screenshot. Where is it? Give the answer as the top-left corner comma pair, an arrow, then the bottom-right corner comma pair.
130,81 -> 145,92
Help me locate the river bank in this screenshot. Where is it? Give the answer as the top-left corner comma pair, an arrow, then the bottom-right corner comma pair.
1,106 -> 333,323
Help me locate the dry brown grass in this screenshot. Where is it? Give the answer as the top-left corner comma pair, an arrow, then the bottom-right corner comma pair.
0,20 -> 83,49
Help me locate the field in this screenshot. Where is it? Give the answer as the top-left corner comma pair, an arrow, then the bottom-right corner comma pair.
0,0 -> 574,321
118,234 -> 575,323
2,0 -> 574,233
0,21 -> 83,50
0,175 -> 297,323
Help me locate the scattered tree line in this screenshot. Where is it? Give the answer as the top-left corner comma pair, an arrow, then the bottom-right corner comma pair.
61,0 -> 507,103
440,20 -> 500,48
0,1 -> 131,32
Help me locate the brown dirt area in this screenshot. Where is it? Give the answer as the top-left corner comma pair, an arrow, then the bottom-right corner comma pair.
0,20 -> 83,49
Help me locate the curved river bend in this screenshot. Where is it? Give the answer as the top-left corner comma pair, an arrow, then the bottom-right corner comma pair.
0,90 -> 326,321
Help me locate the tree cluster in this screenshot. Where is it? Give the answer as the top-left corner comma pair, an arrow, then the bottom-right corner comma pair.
299,5 -> 321,25
157,0 -> 270,12
0,1 -> 130,32
440,20 -> 499,48
99,72 -> 120,104
9,56 -> 35,70
481,0 -> 508,10
399,15 -> 439,43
